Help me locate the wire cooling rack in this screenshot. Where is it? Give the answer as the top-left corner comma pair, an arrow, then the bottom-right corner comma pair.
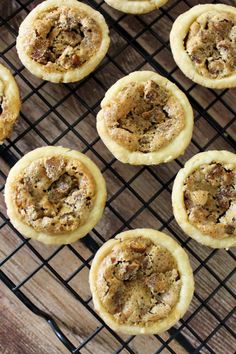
0,0 -> 236,353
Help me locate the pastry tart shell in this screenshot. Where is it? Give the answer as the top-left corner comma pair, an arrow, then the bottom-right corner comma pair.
5,146 -> 107,245
0,63 -> 21,144
89,228 -> 194,334
97,71 -> 194,165
172,150 -> 236,248
16,0 -> 110,83
170,4 -> 236,89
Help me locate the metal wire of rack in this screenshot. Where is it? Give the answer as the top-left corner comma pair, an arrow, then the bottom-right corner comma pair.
0,0 -> 235,353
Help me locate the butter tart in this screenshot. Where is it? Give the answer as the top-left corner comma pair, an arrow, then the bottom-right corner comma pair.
97,71 -> 193,165
172,151 -> 236,248
104,0 -> 168,15
89,229 -> 194,334
5,146 -> 107,245
170,4 -> 236,89
16,0 -> 110,83
0,63 -> 21,144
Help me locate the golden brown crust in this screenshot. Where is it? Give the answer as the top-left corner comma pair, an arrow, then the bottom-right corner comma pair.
0,63 -> 21,144
170,4 -> 236,89
89,229 -> 194,334
103,0 -> 168,15
104,80 -> 185,153
172,151 -> 236,248
5,146 -> 107,245
97,71 -> 194,165
16,0 -> 110,83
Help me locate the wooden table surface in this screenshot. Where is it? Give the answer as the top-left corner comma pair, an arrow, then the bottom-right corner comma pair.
0,0 -> 235,353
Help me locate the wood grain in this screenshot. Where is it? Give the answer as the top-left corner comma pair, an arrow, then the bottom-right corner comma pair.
0,284 -> 68,354
0,0 -> 236,353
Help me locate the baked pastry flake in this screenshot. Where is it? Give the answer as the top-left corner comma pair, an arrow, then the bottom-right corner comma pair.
16,0 -> 110,83
170,4 -> 236,89
97,71 -> 193,165
172,151 -> 236,248
0,63 -> 21,144
5,146 -> 107,245
89,229 -> 194,334
104,0 -> 168,15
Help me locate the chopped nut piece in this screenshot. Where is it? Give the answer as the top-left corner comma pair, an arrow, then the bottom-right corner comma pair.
129,239 -> 149,253
44,156 -> 66,180
143,303 -> 171,322
144,80 -> 168,105
146,269 -> 179,295
225,224 -> 235,234
190,190 -> 209,206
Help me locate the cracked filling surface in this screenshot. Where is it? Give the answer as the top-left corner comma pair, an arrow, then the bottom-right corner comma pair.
103,80 -> 185,153
26,6 -> 102,71
14,156 -> 96,234
97,237 -> 181,325
184,162 -> 236,239
185,11 -> 236,79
